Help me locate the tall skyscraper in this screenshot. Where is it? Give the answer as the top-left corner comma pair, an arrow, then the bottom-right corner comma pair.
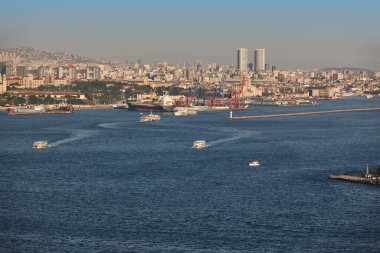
237,48 -> 248,72
254,49 -> 265,72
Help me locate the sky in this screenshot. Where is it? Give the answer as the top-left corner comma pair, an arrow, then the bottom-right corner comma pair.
1,0 -> 380,70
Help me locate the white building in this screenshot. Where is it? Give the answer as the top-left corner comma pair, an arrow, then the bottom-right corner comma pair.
86,66 -> 101,80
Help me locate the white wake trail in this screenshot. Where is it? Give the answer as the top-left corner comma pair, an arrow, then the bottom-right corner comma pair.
98,122 -> 124,129
205,128 -> 259,147
49,129 -> 97,147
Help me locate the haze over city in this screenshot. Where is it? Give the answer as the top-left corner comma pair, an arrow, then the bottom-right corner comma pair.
2,0 -> 380,70
1,1 -> 380,252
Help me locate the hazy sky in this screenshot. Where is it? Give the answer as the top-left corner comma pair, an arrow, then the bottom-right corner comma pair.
1,0 -> 380,70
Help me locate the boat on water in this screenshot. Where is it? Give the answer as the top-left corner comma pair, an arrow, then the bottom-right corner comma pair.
8,104 -> 74,115
192,140 -> 207,149
249,160 -> 260,167
210,106 -> 230,111
174,108 -> 197,116
189,106 -> 209,112
112,103 -> 129,109
366,94 -> 374,99
33,141 -> 48,149
140,112 -> 160,122
128,95 -> 175,112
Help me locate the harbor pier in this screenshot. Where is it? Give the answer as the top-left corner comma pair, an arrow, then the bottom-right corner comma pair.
329,166 -> 380,185
229,107 -> 380,120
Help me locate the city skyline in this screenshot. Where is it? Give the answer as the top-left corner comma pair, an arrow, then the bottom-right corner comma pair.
1,0 -> 380,70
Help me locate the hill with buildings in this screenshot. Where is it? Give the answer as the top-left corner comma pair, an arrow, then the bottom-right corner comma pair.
0,47 -> 109,66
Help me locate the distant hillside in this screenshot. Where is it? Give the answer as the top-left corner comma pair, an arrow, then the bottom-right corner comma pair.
0,47 -> 108,65
320,67 -> 374,73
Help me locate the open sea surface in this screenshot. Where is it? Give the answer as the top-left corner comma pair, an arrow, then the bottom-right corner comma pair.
0,97 -> 379,252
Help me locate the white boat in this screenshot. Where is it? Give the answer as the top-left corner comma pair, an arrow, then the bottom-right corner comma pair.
210,106 -> 230,111
249,160 -> 260,167
190,106 -> 209,112
366,94 -> 373,99
174,108 -> 197,116
33,141 -> 48,149
140,112 -> 160,122
192,140 -> 207,149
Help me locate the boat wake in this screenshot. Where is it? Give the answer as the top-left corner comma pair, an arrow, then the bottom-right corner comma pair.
49,129 -> 97,147
98,122 -> 259,148
98,122 -> 124,129
206,128 -> 259,147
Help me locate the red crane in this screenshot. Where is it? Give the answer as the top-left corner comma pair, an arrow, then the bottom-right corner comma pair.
239,75 -> 245,98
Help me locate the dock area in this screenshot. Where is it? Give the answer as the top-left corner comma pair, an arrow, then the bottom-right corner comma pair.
9,111 -> 73,116
229,107 -> 380,120
329,175 -> 380,185
329,166 -> 380,185
73,105 -> 113,110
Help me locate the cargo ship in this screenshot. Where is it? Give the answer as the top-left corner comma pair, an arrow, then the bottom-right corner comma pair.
127,95 -> 175,112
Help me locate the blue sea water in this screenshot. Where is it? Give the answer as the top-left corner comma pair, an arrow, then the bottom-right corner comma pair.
0,97 -> 379,252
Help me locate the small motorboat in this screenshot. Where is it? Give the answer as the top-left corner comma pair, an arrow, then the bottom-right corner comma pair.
192,140 -> 207,149
140,112 -> 160,122
249,160 -> 260,167
33,141 -> 48,149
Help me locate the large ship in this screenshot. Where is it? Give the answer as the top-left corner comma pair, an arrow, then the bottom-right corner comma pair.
127,95 -> 175,112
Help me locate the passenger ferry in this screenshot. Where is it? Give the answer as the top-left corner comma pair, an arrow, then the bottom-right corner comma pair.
33,141 -> 48,149
192,140 -> 207,149
140,112 -> 160,122
174,108 -> 197,116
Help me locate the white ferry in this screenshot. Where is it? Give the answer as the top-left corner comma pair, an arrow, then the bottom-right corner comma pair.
249,160 -> 260,167
192,140 -> 207,149
174,108 -> 197,116
33,141 -> 48,149
140,112 -> 160,122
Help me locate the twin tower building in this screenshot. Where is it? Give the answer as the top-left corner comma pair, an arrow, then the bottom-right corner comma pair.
237,48 -> 265,73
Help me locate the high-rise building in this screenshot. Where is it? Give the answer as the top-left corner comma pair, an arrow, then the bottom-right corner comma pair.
237,48 -> 249,72
86,66 -> 101,80
265,64 -> 270,71
254,49 -> 265,72
16,66 -> 27,77
0,62 -> 13,76
69,65 -> 77,81
186,68 -> 194,81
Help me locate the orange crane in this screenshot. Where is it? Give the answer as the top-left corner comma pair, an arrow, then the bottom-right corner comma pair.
239,75 -> 245,98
